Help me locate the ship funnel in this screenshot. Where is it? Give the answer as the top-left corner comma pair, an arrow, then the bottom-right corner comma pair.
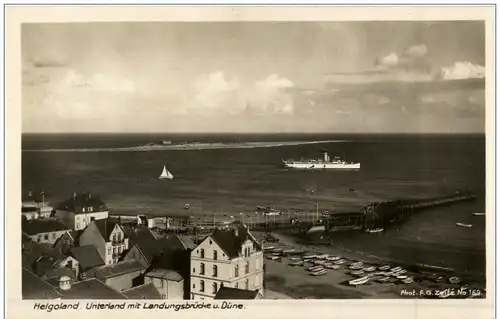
323,152 -> 329,162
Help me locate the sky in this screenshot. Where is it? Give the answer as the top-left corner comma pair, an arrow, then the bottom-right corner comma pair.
22,21 -> 486,133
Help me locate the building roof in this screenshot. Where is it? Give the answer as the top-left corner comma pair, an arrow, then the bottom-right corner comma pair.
69,245 -> 105,271
214,287 -> 261,300
210,225 -> 261,259
34,255 -> 70,276
144,268 -> 183,282
165,235 -> 196,250
22,268 -> 62,299
94,259 -> 145,279
22,191 -> 44,203
22,219 -> 70,236
56,192 -> 107,214
122,283 -> 162,299
22,242 -> 60,271
125,226 -> 157,245
57,278 -> 128,299
43,268 -> 77,285
93,219 -> 123,241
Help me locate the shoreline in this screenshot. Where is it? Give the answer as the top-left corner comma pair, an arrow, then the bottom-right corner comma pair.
257,231 -> 486,299
21,140 -> 348,152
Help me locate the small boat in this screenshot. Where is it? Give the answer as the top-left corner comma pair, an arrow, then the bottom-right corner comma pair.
350,261 -> 363,267
350,269 -> 365,275
159,165 -> 174,180
326,256 -> 341,261
365,228 -> 384,234
302,254 -> 316,259
272,248 -> 284,253
266,256 -> 281,261
316,254 -> 329,260
456,222 -> 472,228
308,266 -> 324,272
289,257 -> 301,262
472,213 -> 486,216
184,204 -> 190,209
334,259 -> 346,265
272,253 -> 282,256
311,269 -> 328,276
435,276 -> 444,282
396,275 -> 408,279
398,269 -> 407,274
378,265 -> 391,271
325,263 -> 341,270
349,276 -> 370,285
283,249 -> 296,254
401,277 -> 414,284
363,266 -> 377,272
349,265 -> 363,270
313,260 -> 326,265
449,276 -> 462,284
390,266 -> 402,272
263,246 -> 276,251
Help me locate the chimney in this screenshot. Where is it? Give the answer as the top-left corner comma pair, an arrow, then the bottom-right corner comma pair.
58,276 -> 72,291
28,191 -> 32,197
88,193 -> 92,199
233,227 -> 239,237
72,192 -> 77,200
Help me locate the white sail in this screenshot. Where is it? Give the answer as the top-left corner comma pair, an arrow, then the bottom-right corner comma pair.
159,165 -> 174,179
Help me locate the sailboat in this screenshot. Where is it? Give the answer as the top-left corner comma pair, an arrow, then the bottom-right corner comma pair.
159,165 -> 174,180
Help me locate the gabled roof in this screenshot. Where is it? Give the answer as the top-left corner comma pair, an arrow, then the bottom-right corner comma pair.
22,268 -> 62,299
43,267 -> 77,283
93,259 -> 145,279
93,219 -> 123,241
214,287 -> 261,300
22,219 -> 70,236
22,242 -> 59,271
69,245 -> 105,271
34,255 -> 71,276
57,278 -> 128,299
165,235 -> 196,250
144,268 -> 183,282
209,225 -> 261,259
125,226 -> 157,244
56,192 -> 107,214
122,283 -> 162,299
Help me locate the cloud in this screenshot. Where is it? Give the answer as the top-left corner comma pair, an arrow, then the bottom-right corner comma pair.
377,52 -> 399,67
179,71 -> 295,116
403,44 -> 428,58
441,61 -> 485,80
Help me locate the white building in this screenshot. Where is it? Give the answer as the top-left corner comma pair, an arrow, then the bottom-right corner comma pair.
190,224 -> 264,300
79,219 -> 130,265
54,192 -> 109,230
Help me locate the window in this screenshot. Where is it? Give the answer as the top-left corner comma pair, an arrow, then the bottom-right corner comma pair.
192,268 -> 195,273
193,283 -> 195,288
245,261 -> 249,274
200,249 -> 205,258
89,207 -> 93,212
221,282 -> 224,288
209,240 -> 212,245
108,248 -> 111,255
113,234 -> 116,242
90,216 -> 95,221
67,260 -> 73,268
200,263 -> 205,275
235,282 -> 239,288
245,279 -> 249,290
82,207 -> 86,213
44,234 -> 49,240
213,250 -> 217,260
235,265 -> 239,277
52,233 -> 56,239
161,294 -> 166,299
113,247 -> 116,254
213,265 -> 218,277
200,280 -> 205,292
212,282 -> 218,294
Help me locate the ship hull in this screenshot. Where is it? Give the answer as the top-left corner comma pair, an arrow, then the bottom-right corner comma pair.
284,162 -> 360,170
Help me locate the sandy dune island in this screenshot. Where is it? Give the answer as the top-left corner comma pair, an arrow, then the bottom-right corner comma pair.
23,140 -> 348,152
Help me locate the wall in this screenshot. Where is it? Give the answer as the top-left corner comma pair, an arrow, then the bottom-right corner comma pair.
30,230 -> 68,245
104,270 -> 143,291
190,236 -> 264,299
74,211 -> 109,231
109,225 -> 128,263
79,223 -> 107,263
144,277 -> 184,300
58,256 -> 80,279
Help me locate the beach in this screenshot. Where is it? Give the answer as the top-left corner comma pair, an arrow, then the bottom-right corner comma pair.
256,232 -> 486,299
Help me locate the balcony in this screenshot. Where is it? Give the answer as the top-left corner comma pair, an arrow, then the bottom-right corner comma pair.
111,240 -> 125,245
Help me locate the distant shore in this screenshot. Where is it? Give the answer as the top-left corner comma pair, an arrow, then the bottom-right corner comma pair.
22,140 -> 348,152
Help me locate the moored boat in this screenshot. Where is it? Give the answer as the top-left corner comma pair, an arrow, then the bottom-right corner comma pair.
390,266 -> 402,272
377,277 -> 391,283
456,222 -> 472,228
159,165 -> 174,180
363,266 -> 377,272
378,265 -> 391,271
311,269 -> 328,276
401,277 -> 414,284
365,228 -> 384,234
334,259 -> 346,265
350,269 -> 365,275
326,256 -> 341,261
289,261 -> 304,267
349,276 -> 370,286
449,276 -> 462,284
472,212 -> 485,216
308,266 -> 324,272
